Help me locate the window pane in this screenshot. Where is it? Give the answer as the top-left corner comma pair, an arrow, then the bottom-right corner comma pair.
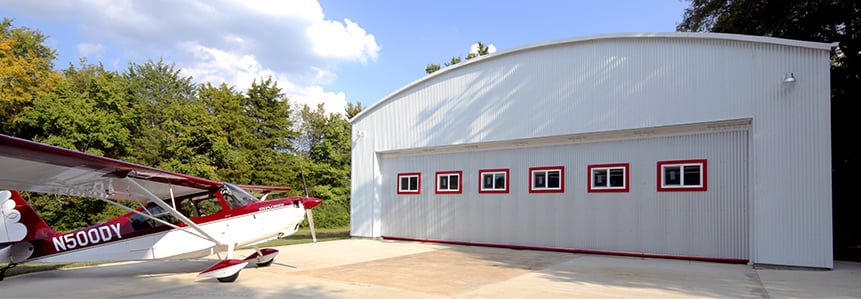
609,168 -> 624,187
483,174 -> 493,189
439,176 -> 448,190
494,174 -> 505,189
683,165 -> 701,186
547,171 -> 560,188
534,172 -> 546,188
409,177 -> 418,190
197,196 -> 223,216
593,169 -> 607,187
664,166 -> 681,185
401,177 -> 410,190
449,175 -> 458,190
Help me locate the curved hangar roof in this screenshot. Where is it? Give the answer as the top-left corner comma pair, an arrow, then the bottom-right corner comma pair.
350,32 -> 832,124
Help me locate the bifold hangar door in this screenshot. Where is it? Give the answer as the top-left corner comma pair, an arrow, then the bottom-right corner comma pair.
380,129 -> 749,262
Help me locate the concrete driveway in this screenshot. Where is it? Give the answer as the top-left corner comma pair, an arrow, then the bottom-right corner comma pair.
2,239 -> 859,298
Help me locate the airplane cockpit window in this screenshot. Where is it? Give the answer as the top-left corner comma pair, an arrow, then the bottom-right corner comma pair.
129,192 -> 224,231
179,198 -> 198,218
195,195 -> 223,216
222,183 -> 259,209
180,192 -> 223,218
129,202 -> 179,231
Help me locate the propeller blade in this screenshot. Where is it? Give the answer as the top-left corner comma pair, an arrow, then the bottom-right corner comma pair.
305,209 -> 317,244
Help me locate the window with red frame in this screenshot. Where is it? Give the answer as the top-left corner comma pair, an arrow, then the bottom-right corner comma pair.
657,159 -> 707,192
588,163 -> 630,192
435,171 -> 462,194
529,166 -> 564,193
479,169 -> 509,193
397,172 -> 421,194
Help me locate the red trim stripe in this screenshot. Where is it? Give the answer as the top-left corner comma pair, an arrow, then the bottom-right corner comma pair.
382,235 -> 748,264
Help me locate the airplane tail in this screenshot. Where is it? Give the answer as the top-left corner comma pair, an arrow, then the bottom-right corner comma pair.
1,190 -> 58,245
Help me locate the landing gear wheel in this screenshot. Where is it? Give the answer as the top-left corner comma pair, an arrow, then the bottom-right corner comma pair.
256,259 -> 274,267
216,271 -> 240,283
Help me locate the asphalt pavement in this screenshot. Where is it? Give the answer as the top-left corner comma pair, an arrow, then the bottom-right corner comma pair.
2,239 -> 859,298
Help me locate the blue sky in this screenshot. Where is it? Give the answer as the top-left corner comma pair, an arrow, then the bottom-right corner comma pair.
0,0 -> 689,114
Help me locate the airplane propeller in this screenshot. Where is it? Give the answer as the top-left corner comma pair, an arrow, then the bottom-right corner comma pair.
297,159 -> 322,244
306,209 -> 317,243
302,197 -> 323,244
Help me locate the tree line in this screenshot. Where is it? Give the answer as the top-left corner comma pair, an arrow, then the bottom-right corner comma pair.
1,18 -> 356,231
425,41 -> 493,74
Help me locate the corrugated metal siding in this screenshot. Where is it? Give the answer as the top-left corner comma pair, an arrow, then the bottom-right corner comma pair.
349,131 -> 373,236
360,38 -> 764,150
351,33 -> 832,268
379,130 -> 749,260
749,44 -> 833,268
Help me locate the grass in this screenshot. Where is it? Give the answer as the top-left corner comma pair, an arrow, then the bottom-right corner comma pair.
3,227 -> 350,279
251,226 -> 351,247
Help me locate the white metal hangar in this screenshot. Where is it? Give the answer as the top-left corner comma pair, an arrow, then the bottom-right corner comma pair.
349,32 -> 834,269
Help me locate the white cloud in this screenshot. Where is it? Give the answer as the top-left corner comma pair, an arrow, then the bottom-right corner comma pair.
289,85 -> 348,116
76,42 -> 104,58
309,66 -> 338,85
180,42 -> 346,115
3,0 -> 378,115
179,42 -> 276,90
308,18 -> 380,63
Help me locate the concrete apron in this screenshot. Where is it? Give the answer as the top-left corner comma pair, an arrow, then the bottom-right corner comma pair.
2,239 -> 860,298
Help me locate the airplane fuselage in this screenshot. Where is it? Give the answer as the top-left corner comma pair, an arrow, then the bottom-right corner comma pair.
2,189 -> 313,264
51,223 -> 123,252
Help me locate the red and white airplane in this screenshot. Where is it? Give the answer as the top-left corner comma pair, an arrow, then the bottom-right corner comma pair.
0,134 -> 322,282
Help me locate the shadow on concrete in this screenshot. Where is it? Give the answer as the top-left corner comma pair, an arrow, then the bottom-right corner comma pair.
3,259 -> 335,299
425,243 -> 767,298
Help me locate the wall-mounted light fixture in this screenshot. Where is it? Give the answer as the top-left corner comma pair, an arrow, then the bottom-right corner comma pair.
783,73 -> 796,84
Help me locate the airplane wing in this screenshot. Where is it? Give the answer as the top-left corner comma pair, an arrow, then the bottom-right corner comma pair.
0,134 -> 223,202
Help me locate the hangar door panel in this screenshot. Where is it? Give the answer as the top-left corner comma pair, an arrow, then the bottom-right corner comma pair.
379,129 -> 749,261
577,130 -> 750,261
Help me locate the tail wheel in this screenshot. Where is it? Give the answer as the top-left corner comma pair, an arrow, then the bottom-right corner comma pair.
217,271 -> 240,283
256,259 -> 274,267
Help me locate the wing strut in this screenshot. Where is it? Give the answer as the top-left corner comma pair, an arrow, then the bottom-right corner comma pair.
170,188 -> 177,210
98,196 -> 211,241
125,179 -> 221,244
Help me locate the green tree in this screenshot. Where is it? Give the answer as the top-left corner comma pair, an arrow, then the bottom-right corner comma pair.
677,0 -> 861,258
17,61 -> 132,158
198,82 -> 253,183
242,78 -> 298,185
345,101 -> 364,119
13,61 -> 135,230
311,113 -> 351,169
294,103 -> 353,228
425,41 -> 493,74
0,18 -> 61,134
466,41 -> 492,59
296,103 -> 352,170
296,103 -> 328,157
122,59 -> 223,178
444,56 -> 463,67
425,63 -> 441,74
